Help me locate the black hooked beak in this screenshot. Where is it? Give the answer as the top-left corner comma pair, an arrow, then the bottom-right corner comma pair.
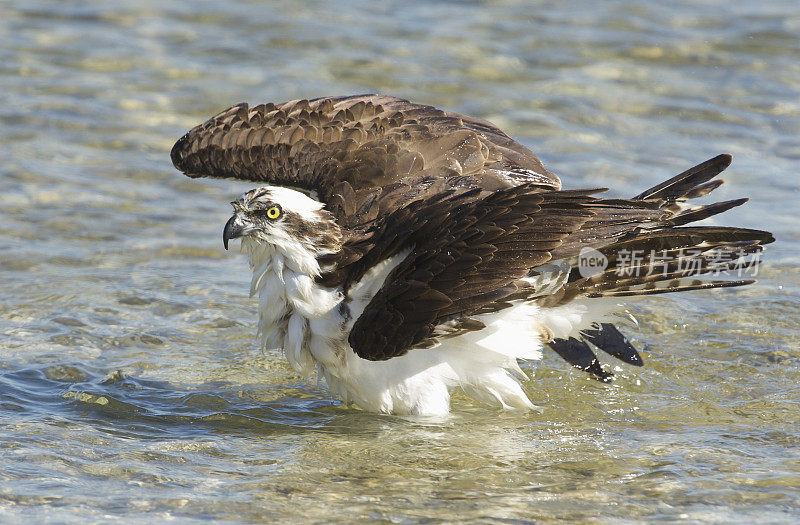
223,214 -> 246,250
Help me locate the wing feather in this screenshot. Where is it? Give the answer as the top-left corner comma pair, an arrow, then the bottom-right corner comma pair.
349,185 -> 593,360
171,95 -> 561,228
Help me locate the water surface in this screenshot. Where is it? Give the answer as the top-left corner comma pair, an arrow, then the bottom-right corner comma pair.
2,0 -> 800,522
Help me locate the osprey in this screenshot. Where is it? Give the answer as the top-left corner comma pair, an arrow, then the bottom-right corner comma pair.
171,95 -> 773,415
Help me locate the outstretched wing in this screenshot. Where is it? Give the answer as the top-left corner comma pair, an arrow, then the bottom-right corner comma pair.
349,154 -> 775,362
170,94 -> 561,227
348,185 -> 595,360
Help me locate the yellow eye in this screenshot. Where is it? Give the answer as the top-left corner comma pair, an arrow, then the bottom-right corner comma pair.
265,205 -> 281,220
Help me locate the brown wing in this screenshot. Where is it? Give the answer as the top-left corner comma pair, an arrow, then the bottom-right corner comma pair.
170,94 -> 561,226
348,184 -> 594,360
350,153 -> 773,363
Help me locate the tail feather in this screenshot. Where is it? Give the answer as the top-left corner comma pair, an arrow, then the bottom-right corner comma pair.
536,232 -> 769,308
536,154 -> 774,379
683,179 -> 724,200
593,278 -> 755,298
633,153 -> 732,201
541,152 -> 774,306
606,226 -> 773,252
584,239 -> 765,292
668,198 -> 748,227
546,155 -> 757,260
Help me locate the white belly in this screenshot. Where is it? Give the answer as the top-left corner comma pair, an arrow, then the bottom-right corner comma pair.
310,300 -> 612,415
249,242 -> 618,416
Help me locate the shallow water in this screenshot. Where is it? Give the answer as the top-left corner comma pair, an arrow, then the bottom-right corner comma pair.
2,0 -> 800,522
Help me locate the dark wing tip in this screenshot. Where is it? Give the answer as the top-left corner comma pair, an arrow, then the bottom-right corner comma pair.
170,132 -> 190,172
634,154 -> 734,201
668,197 -> 750,227
170,102 -> 250,178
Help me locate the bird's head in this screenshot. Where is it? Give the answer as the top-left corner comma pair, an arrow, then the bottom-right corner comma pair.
223,186 -> 341,272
